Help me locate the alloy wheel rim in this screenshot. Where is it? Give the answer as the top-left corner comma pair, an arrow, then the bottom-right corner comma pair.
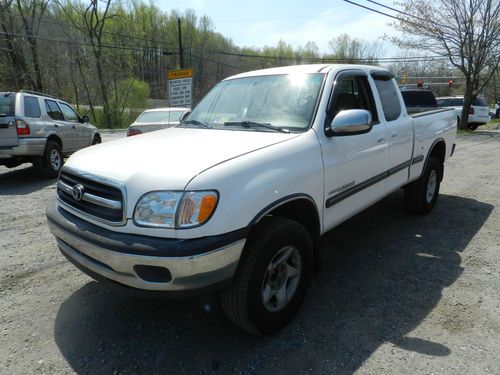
261,245 -> 301,312
50,149 -> 61,170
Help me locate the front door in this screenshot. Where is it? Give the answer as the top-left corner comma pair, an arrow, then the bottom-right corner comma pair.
319,70 -> 389,231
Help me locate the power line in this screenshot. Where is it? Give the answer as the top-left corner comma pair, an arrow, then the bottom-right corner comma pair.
0,30 -> 176,54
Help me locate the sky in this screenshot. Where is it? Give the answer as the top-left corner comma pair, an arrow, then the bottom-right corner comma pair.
155,0 -> 401,56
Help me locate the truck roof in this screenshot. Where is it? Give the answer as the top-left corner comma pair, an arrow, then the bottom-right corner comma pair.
224,64 -> 390,80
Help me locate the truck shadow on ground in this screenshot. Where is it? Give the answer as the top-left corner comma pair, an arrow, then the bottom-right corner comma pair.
0,165 -> 55,195
54,192 -> 493,374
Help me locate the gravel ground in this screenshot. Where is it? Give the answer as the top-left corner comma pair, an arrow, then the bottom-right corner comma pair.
0,130 -> 499,374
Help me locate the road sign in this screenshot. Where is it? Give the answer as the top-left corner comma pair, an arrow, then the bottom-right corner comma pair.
168,68 -> 193,107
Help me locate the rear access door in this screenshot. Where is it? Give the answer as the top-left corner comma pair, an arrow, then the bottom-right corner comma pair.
0,93 -> 19,148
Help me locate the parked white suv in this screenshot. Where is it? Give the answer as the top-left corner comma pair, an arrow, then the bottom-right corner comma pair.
0,90 -> 101,177
436,95 -> 490,130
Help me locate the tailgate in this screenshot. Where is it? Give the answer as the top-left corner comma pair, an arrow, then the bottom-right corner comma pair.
0,94 -> 18,147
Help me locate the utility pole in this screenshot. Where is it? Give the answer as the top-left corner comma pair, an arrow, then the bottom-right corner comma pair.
177,18 -> 184,69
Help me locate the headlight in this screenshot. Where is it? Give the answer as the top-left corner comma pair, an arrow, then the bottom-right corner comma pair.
133,190 -> 218,228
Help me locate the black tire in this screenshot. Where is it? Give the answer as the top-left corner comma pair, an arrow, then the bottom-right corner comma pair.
221,217 -> 313,335
468,124 -> 478,131
36,140 -> 63,178
92,134 -> 101,145
404,157 -> 442,214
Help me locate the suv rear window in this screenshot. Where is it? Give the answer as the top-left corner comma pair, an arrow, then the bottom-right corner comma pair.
0,94 -> 15,117
24,96 -> 41,118
473,97 -> 487,106
45,100 -> 64,121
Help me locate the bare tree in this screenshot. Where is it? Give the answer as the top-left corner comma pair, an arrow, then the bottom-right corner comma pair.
392,0 -> 500,129
59,0 -> 116,126
328,34 -> 383,63
15,0 -> 49,91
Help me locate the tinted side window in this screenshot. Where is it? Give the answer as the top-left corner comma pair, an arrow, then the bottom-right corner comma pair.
401,91 -> 437,107
44,100 -> 64,121
24,96 -> 41,118
374,79 -> 401,121
59,102 -> 80,122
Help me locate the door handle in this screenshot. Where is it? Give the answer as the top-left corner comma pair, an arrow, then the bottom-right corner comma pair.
391,133 -> 398,138
53,124 -> 58,128
377,138 -> 386,143
72,125 -> 76,129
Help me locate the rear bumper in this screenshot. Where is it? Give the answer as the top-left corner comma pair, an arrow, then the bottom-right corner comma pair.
0,137 -> 46,159
46,200 -> 247,295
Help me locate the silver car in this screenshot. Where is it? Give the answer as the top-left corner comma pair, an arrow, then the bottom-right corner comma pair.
0,90 -> 100,177
127,107 -> 190,136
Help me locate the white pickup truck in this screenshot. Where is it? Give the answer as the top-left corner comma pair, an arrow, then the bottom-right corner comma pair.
46,64 -> 456,335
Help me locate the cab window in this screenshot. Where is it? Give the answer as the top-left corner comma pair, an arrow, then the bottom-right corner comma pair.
373,79 -> 401,121
329,74 -> 378,123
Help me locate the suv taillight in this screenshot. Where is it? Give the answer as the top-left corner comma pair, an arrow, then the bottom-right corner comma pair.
127,128 -> 142,137
16,119 -> 30,135
468,107 -> 475,115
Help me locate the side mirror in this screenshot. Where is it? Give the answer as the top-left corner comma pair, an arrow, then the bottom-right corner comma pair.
81,114 -> 90,123
325,109 -> 372,137
180,111 -> 191,122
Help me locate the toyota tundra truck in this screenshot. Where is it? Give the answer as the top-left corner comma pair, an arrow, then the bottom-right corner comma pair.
46,65 -> 456,335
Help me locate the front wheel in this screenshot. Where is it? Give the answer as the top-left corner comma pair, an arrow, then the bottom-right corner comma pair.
221,217 -> 313,335
404,157 -> 442,214
468,124 -> 478,131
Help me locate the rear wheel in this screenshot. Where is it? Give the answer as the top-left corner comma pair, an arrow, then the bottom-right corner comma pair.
36,140 -> 63,178
221,217 -> 313,335
468,124 -> 478,131
404,157 -> 442,214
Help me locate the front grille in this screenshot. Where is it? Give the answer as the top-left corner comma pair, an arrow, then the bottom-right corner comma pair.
57,171 -> 125,225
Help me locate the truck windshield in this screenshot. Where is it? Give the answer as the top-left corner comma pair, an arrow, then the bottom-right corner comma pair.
184,73 -> 324,132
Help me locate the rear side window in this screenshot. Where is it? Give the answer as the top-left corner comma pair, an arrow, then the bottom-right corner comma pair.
24,96 -> 41,118
58,102 -> 80,122
0,94 -> 15,116
373,79 -> 401,121
44,100 -> 64,121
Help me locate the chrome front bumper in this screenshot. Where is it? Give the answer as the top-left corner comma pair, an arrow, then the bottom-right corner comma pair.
46,201 -> 246,293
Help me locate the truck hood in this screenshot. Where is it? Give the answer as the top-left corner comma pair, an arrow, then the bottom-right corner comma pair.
65,127 -> 299,190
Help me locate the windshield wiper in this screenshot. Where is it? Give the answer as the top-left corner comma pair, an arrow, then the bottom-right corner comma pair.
180,119 -> 212,129
224,121 -> 290,133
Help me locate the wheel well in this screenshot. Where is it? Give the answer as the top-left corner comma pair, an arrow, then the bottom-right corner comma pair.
46,134 -> 62,148
258,198 -> 320,244
429,140 -> 446,180
430,140 -> 446,165
94,132 -> 101,140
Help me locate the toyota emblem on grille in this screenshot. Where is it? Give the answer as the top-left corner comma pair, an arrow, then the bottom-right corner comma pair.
72,184 -> 85,201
